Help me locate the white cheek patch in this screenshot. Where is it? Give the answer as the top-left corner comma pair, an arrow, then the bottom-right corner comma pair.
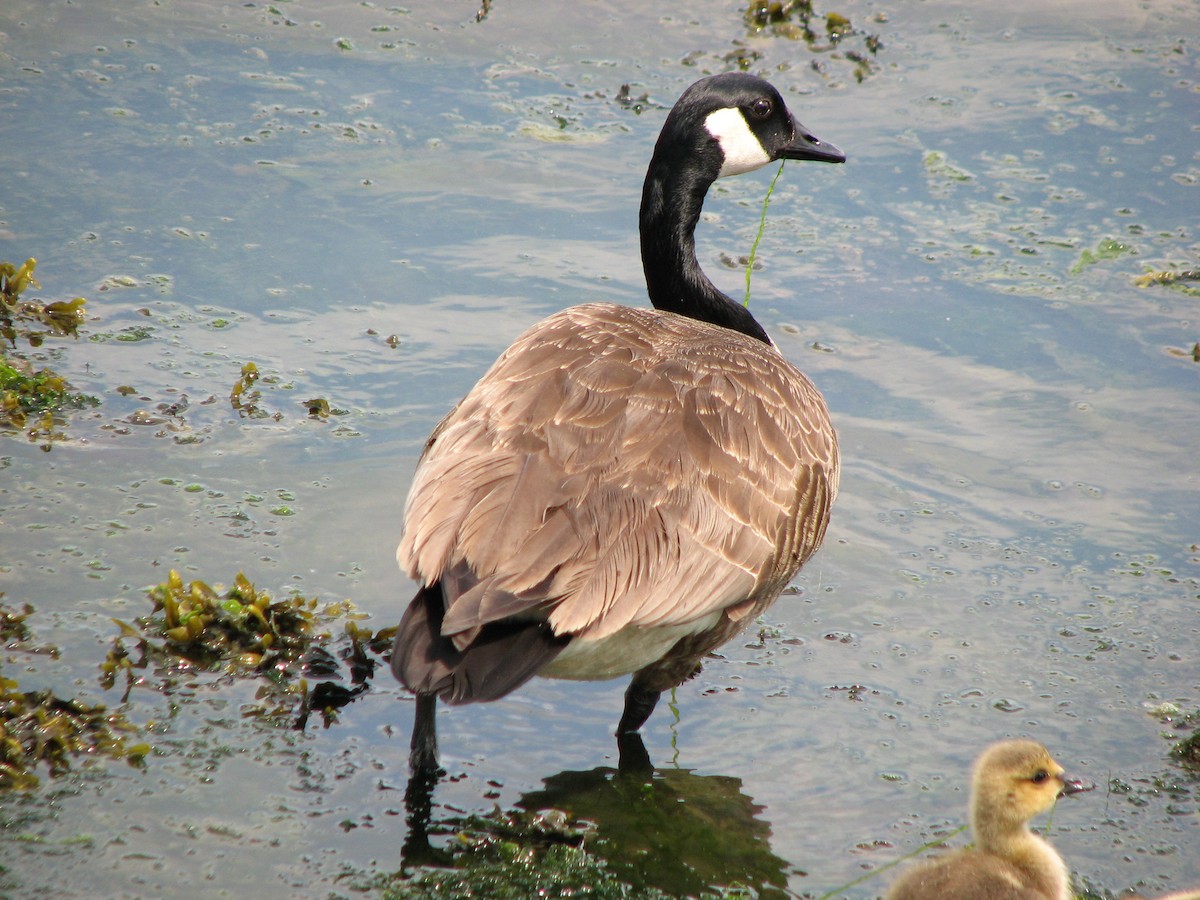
705,107 -> 772,177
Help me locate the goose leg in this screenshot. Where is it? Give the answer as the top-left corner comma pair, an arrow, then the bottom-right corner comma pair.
619,654 -> 705,736
616,731 -> 653,774
617,680 -> 662,735
401,761 -> 439,866
410,692 -> 441,773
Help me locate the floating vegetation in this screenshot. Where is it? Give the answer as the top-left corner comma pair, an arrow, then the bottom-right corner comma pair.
742,1 -> 882,82
0,356 -> 99,439
0,601 -> 60,659
612,83 -> 653,114
1164,342 -> 1200,363
1,258 -> 98,445
303,397 -> 352,421
1,570 -> 391,789
1,258 -> 88,349
105,569 -> 348,679
229,361 -> 295,421
0,601 -> 33,643
102,570 -> 390,728
88,324 -> 154,343
1134,268 -> 1200,296
1069,238 -> 1135,275
2,602 -> 144,790
229,361 -> 265,417
922,149 -> 975,186
288,620 -> 384,730
0,680 -> 149,791
1173,729 -> 1200,769
1148,703 -> 1200,768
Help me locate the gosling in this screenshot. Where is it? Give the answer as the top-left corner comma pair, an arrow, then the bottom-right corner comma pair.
886,739 -> 1092,900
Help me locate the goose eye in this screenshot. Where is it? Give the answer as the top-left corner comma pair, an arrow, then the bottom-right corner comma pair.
1031,770 -> 1049,783
750,98 -> 772,119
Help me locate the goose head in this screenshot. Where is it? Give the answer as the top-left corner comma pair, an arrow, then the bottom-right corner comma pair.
651,72 -> 844,181
971,739 -> 1093,842
639,73 -> 844,343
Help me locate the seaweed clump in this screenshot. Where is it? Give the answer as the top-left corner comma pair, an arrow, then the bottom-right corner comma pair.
1,258 -> 97,444
1173,730 -> 1200,768
0,600 -> 60,659
742,1 -> 882,82
102,570 -> 390,728
1,601 -> 36,646
0,681 -> 149,791
0,258 -> 87,348
1,600 -> 146,790
1146,702 -> 1200,770
1134,268 -> 1200,295
229,361 -> 266,418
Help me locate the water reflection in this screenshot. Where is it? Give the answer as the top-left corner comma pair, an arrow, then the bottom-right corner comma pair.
399,732 -> 794,898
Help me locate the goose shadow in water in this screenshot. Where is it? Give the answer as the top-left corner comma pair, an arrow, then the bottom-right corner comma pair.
398,732 -> 794,898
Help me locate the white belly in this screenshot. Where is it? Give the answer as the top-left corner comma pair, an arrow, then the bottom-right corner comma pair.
538,613 -> 722,681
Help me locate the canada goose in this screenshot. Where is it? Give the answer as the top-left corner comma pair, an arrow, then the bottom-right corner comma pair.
885,739 -> 1093,900
391,73 -> 844,772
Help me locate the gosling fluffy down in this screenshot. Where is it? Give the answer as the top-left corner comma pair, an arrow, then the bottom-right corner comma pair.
886,739 -> 1091,900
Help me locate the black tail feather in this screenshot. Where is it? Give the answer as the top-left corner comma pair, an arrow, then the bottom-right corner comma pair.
391,581 -> 571,705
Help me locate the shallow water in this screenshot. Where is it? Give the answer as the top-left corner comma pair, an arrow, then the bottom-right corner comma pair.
1,0 -> 1197,897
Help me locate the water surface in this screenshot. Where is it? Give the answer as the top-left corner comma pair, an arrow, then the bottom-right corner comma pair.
1,0 -> 1197,897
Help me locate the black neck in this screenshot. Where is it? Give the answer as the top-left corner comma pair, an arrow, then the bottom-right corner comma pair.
639,145 -> 771,345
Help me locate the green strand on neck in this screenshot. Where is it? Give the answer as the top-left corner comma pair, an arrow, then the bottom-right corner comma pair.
743,160 -> 786,307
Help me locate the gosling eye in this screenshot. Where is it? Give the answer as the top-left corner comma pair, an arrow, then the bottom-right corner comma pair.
1031,770 -> 1050,784
749,97 -> 773,119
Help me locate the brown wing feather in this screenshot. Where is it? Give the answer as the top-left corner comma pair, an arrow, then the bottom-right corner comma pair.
398,301 -> 838,649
